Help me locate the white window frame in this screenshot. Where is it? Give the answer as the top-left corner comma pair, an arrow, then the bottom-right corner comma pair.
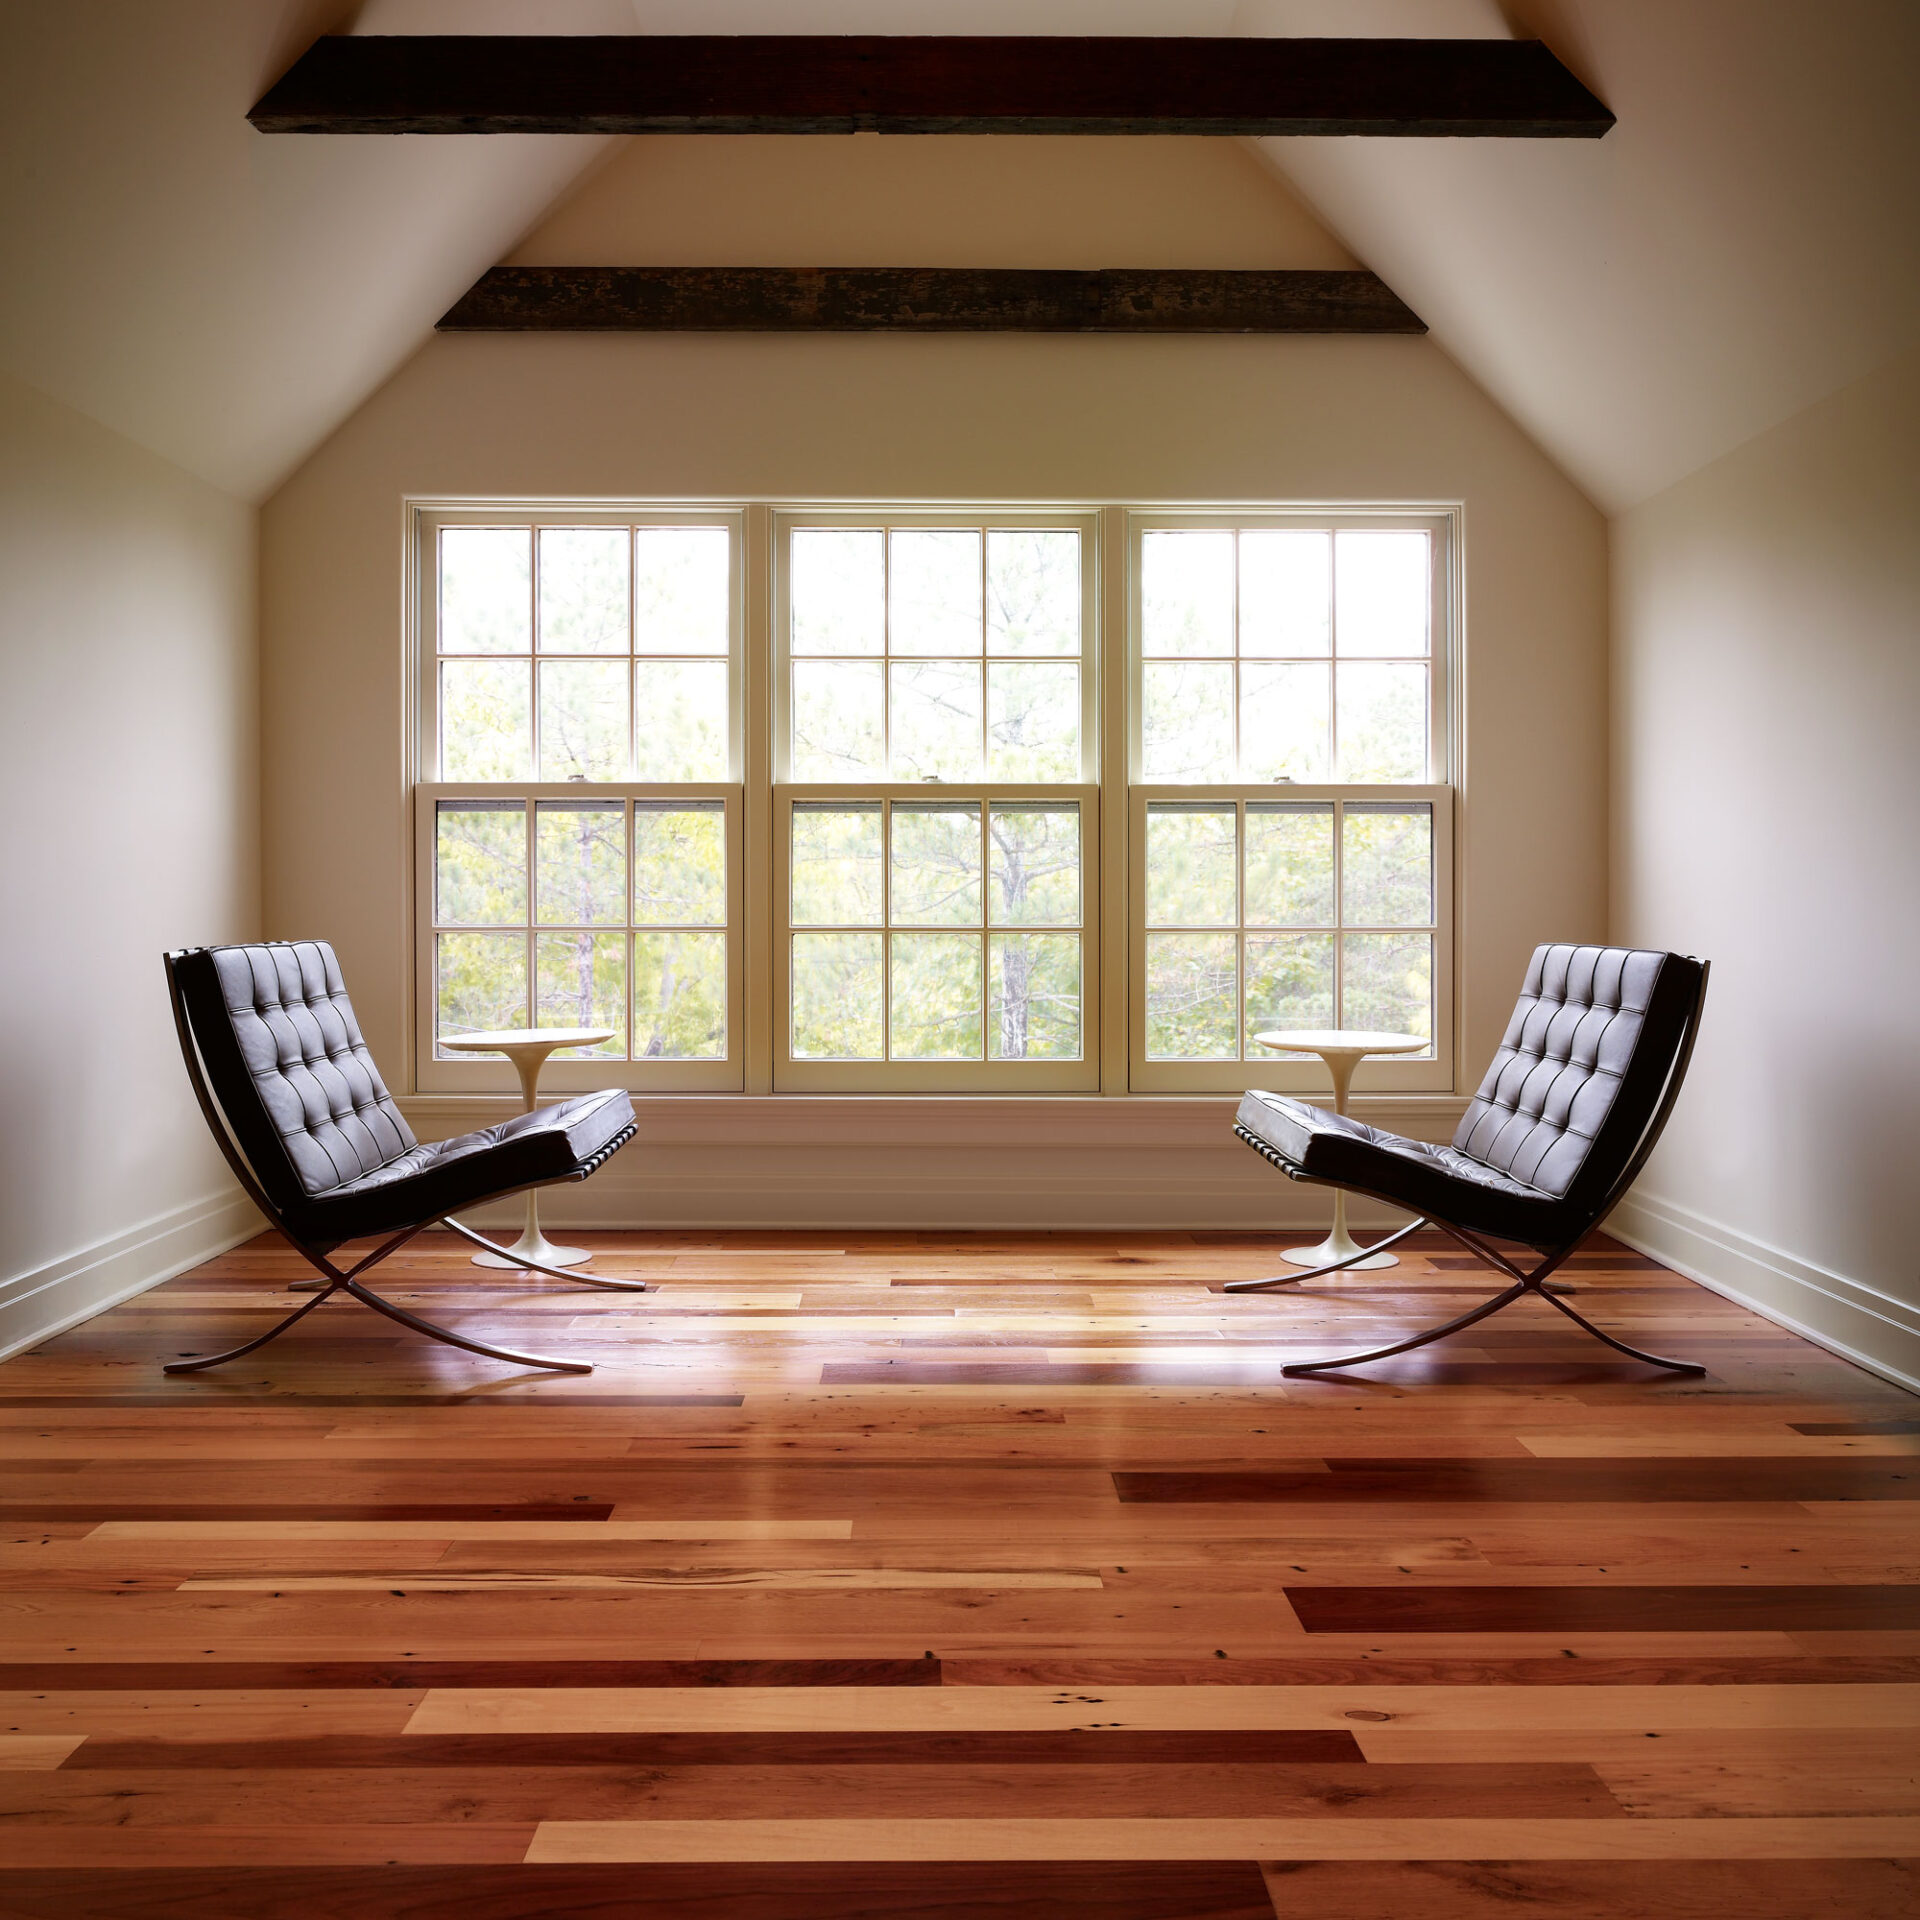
411,504 -> 747,1094
405,499 -> 1457,1101
769,507 -> 1102,1090
1125,508 -> 1457,1094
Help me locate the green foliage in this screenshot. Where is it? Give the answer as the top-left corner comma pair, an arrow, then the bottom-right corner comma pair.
435,931 -> 527,1051
986,530 -> 1079,656
791,932 -> 883,1058
634,805 -> 725,926
1146,806 -> 1237,927
437,803 -> 527,924
535,931 -> 626,1055
634,931 -> 727,1058
889,933 -> 983,1059
1145,934 -> 1237,1059
1245,803 -> 1334,928
538,527 -> 628,654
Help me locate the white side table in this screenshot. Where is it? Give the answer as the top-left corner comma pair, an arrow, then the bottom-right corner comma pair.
1251,1028 -> 1428,1271
438,1028 -> 613,1270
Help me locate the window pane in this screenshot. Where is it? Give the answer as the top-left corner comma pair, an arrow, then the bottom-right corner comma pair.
1342,931 -> 1433,1043
890,932 -> 984,1060
539,659 -> 628,779
440,659 -> 531,780
890,529 -> 981,656
791,659 -> 884,780
1342,803 -> 1433,927
890,805 -> 982,927
989,933 -> 1081,1060
791,804 -> 882,926
634,802 -> 726,928
635,527 -> 730,655
1336,530 -> 1429,657
1142,531 -> 1233,656
989,806 -> 1080,927
633,930 -> 727,1059
987,530 -> 1079,655
1244,801 -> 1334,928
435,931 -> 526,1053
636,659 -> 729,781
537,528 -> 627,654
436,800 -> 526,926
1245,932 -> 1336,1046
791,932 -> 883,1058
1145,804 -> 1237,927
535,800 -> 624,927
1145,933 -> 1238,1059
1336,661 -> 1427,782
1240,660 -> 1330,782
1142,661 -> 1234,781
988,662 -> 1079,781
891,660 -> 983,781
439,527 -> 529,655
791,528 -> 884,656
535,931 -> 626,1055
1240,530 -> 1330,657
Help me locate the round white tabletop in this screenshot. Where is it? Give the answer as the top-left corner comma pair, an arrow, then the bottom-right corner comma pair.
439,1027 -> 614,1269
1252,1027 -> 1427,1270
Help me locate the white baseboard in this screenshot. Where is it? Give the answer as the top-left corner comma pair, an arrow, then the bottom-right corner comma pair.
401,1093 -> 1470,1232
1611,1189 -> 1920,1396
0,1187 -> 264,1365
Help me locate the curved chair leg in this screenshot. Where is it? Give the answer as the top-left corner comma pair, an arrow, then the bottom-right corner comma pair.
1224,1218 -> 1430,1292
1539,1282 -> 1706,1375
441,1216 -> 652,1292
1281,1278 -> 1529,1377
343,1278 -> 591,1374
164,1283 -> 343,1374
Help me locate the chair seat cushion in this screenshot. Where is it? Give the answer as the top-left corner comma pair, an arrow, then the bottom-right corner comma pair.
294,1090 -> 636,1243
1235,1089 -> 1574,1249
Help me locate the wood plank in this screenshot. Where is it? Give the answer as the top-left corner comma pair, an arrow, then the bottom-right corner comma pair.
525,1814 -> 1920,1862
61,1728 -> 1367,1769
0,1736 -> 82,1770
438,266 -> 1424,335
0,1659 -> 939,1692
0,1863 -> 1279,1920
1114,1460 -> 1920,1502
1287,1587 -> 1920,1633
403,1684 -> 1920,1737
249,35 -> 1614,138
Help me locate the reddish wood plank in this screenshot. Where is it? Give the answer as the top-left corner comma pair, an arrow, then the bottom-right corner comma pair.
1287,1587 -> 1920,1634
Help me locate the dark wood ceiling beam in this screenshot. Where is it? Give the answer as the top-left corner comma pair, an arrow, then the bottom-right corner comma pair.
252,37 -> 1612,138
435,268 -> 1425,335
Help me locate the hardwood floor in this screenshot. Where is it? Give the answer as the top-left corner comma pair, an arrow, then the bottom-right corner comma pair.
1,1226 -> 1917,1917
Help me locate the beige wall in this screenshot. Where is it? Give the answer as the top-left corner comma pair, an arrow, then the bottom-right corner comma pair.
260,137 -> 1606,1226
1611,343 -> 1920,1384
0,373 -> 261,1353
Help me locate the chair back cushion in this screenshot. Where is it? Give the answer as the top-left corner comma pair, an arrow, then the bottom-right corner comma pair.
1452,943 -> 1703,1218
172,941 -> 417,1212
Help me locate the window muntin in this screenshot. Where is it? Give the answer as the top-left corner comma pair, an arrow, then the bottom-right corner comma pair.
1137,524 -> 1436,784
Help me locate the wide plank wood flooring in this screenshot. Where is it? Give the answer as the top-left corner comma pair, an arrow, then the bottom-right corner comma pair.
1,1226 -> 1917,1917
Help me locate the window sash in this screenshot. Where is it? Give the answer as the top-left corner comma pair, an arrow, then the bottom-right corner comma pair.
772,785 -> 1101,1092
414,783 -> 745,1094
771,508 -> 1101,787
1127,785 -> 1455,1094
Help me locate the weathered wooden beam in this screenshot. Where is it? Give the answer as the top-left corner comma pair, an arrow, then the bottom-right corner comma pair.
435,268 -> 1425,335
252,37 -> 1612,138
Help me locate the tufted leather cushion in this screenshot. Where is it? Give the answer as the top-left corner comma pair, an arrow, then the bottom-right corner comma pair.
173,941 -> 416,1215
1452,944 -> 1702,1220
1237,944 -> 1704,1251
172,940 -> 636,1246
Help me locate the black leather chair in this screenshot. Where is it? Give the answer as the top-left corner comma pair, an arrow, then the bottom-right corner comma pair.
1232,942 -> 1709,1376
164,940 -> 645,1376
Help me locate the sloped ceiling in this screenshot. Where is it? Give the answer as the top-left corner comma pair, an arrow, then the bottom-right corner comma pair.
3,0 -> 1914,510
1238,0 -> 1920,510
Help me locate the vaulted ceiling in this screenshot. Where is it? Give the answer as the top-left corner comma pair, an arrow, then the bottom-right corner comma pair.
2,0 -> 1913,509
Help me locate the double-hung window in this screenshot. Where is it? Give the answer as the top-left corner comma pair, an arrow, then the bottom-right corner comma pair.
413,502 -> 1453,1097
1128,513 -> 1453,1092
416,509 -> 745,1092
